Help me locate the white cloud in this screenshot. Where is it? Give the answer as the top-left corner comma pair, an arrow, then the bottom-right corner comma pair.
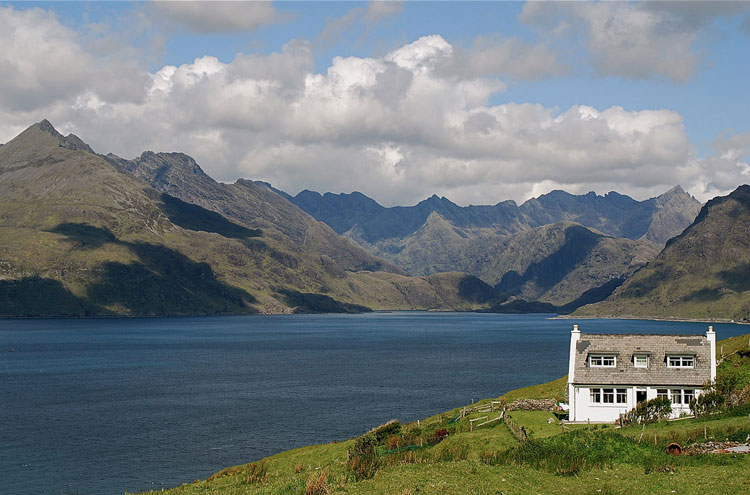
0,5 -> 747,208
0,6 -> 148,113
147,1 -> 277,34
446,35 -> 564,81
520,1 -> 750,82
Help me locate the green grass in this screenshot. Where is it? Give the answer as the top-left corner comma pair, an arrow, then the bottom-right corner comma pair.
499,375 -> 567,402
505,410 -> 566,439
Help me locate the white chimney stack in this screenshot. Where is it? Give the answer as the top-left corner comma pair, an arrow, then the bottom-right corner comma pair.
567,324 -> 581,419
707,326 -> 716,381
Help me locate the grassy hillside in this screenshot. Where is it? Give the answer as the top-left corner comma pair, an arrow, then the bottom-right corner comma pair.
0,121 -> 498,316
577,185 -> 750,321
140,334 -> 750,495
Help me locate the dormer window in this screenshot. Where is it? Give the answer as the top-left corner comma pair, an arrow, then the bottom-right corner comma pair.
633,354 -> 649,368
589,354 -> 616,367
667,355 -> 695,368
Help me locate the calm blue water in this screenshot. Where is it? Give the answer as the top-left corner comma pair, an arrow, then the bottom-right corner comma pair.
0,312 -> 747,495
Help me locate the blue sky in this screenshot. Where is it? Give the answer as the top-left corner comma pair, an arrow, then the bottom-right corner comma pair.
2,1 -> 750,205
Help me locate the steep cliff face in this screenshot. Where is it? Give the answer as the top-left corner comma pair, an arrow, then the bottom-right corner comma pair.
577,185 -> 750,321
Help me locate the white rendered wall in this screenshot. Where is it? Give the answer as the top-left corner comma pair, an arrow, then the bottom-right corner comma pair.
572,386 -> 632,422
571,386 -> 700,422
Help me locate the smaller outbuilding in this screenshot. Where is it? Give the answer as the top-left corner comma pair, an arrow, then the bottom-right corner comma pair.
566,325 -> 716,423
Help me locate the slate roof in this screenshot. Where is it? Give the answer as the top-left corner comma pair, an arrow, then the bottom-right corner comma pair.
572,334 -> 711,386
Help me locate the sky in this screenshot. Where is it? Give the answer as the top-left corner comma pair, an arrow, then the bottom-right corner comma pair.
1,1 -> 750,206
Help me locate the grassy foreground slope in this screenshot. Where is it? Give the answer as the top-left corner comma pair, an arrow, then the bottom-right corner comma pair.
140,335 -> 750,495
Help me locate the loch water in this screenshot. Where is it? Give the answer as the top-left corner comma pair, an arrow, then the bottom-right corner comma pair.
1,312 -> 747,495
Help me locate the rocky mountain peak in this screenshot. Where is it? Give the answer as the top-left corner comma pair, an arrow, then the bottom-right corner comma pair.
33,119 -> 94,153
0,120 -> 95,172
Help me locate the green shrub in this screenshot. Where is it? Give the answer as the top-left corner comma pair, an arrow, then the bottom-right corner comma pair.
690,390 -> 726,416
624,397 -> 672,424
347,432 -> 379,480
371,420 -> 402,442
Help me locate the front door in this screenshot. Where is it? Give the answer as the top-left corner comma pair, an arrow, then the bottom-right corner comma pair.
636,390 -> 647,404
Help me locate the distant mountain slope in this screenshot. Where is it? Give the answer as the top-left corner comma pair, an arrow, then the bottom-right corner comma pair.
282,187 -> 686,308
0,121 -> 491,316
576,185 -> 750,321
353,215 -> 658,308
105,151 -> 396,274
285,186 -> 701,245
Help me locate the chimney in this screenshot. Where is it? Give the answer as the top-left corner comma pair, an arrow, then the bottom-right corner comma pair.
706,326 -> 716,381
567,324 -> 581,419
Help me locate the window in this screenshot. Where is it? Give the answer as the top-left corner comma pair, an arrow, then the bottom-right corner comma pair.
633,354 -> 649,368
657,389 -> 668,400
667,355 -> 695,368
590,354 -> 616,367
590,388 -> 601,403
589,388 -> 627,405
671,389 -> 683,404
684,389 -> 695,404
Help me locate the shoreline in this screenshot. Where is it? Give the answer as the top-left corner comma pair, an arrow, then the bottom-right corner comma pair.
551,314 -> 750,325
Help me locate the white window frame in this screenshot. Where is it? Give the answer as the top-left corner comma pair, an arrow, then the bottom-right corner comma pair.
633,354 -> 649,368
589,354 -> 616,368
589,387 -> 627,405
670,389 -> 683,404
657,389 -> 669,400
683,389 -> 695,404
590,388 -> 602,403
667,355 -> 695,368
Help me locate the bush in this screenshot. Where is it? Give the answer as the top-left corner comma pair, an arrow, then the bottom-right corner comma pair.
690,390 -> 726,416
371,420 -> 402,442
347,432 -> 379,481
431,429 -> 449,445
624,397 -> 672,424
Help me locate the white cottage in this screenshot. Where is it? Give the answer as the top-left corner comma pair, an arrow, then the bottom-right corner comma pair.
567,325 -> 716,423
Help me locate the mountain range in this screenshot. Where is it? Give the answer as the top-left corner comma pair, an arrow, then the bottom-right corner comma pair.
577,184 -> 750,321
0,121 -> 493,316
4,119 -> 746,319
282,185 -> 701,308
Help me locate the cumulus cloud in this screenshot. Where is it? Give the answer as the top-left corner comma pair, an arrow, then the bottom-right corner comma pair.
0,4 -> 747,207
147,1 -> 277,34
0,6 -> 149,113
520,1 -> 750,82
440,35 -> 564,81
